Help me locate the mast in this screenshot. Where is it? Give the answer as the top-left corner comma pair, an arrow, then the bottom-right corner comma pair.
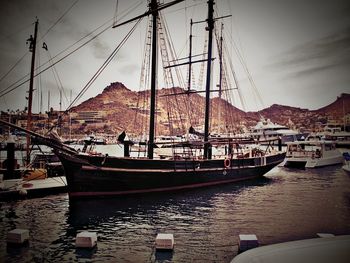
343,96 -> 346,131
147,0 -> 159,159
188,19 -> 193,92
26,18 -> 38,165
218,22 -> 223,134
111,0 -> 183,159
204,0 -> 214,159
69,89 -> 72,140
59,90 -> 62,135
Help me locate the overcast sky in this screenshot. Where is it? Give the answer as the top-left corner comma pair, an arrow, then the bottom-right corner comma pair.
0,0 -> 349,114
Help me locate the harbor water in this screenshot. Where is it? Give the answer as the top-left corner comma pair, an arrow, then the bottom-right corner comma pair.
1,165 -> 350,262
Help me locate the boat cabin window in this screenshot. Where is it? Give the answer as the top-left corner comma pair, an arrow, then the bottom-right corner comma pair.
288,144 -> 302,152
288,144 -> 297,152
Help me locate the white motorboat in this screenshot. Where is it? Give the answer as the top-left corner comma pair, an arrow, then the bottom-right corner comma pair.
282,140 -> 343,168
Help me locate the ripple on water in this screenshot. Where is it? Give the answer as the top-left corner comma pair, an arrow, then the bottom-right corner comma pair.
1,165 -> 350,262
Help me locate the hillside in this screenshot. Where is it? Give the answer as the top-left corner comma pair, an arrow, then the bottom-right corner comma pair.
66,82 -> 350,135
255,93 -> 350,130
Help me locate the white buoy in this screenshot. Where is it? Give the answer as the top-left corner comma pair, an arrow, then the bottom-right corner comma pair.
317,233 -> 335,238
18,188 -> 28,196
7,229 -> 29,244
75,231 -> 97,248
155,233 -> 174,250
239,234 -> 259,252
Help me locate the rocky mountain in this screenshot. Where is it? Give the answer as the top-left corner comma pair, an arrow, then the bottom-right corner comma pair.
68,82 -> 350,135
254,93 -> 350,131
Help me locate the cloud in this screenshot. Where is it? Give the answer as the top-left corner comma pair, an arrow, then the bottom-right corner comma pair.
270,27 -> 350,77
91,37 -> 112,59
118,64 -> 139,75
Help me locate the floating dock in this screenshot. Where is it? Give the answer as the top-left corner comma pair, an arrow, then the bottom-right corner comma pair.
0,176 -> 67,200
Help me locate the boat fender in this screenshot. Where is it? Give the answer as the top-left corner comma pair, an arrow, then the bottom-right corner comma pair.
18,188 -> 27,196
224,158 -> 231,168
101,154 -> 108,165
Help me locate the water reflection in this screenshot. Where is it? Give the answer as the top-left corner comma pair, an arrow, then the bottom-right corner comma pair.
67,177 -> 273,228
63,178 -> 273,262
1,166 -> 350,262
154,250 -> 173,262
75,247 -> 98,260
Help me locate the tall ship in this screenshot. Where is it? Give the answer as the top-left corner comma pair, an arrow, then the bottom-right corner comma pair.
1,0 -> 285,199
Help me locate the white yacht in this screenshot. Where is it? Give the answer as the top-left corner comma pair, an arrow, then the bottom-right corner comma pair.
282,140 -> 343,168
310,125 -> 350,148
324,132 -> 350,148
248,118 -> 306,144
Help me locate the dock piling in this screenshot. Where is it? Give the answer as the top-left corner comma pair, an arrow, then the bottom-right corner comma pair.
75,231 -> 97,248
155,233 -> 174,250
7,229 -> 29,245
238,234 -> 259,252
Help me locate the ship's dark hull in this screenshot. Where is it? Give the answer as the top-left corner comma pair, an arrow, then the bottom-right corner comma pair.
56,150 -> 285,199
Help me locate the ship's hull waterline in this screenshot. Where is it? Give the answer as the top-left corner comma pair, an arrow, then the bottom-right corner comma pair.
57,150 -> 286,198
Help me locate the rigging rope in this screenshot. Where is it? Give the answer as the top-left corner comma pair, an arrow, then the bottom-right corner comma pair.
40,0 -> 80,40
66,18 -> 142,112
0,23 -> 33,41
197,36 -> 208,91
0,19 -> 113,98
0,1 -> 78,91
0,53 -> 28,85
0,1 -> 142,99
133,16 -> 152,143
114,0 -> 119,25
222,23 -> 265,110
159,14 -> 189,136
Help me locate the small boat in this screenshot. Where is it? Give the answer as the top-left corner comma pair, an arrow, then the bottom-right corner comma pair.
282,140 -> 343,168
0,144 -> 66,200
30,152 -> 64,177
0,175 -> 67,200
81,134 -> 107,145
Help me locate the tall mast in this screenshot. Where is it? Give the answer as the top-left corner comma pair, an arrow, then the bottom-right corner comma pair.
204,0 -> 214,159
147,0 -> 159,159
111,0 -> 184,159
188,19 -> 193,92
26,18 -> 38,165
218,22 -> 223,134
